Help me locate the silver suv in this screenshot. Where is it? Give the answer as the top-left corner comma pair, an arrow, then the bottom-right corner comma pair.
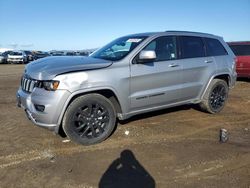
17,31 -> 237,145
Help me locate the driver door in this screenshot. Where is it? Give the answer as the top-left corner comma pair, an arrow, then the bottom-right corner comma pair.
130,36 -> 183,111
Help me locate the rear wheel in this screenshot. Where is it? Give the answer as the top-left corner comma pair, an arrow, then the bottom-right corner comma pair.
199,79 -> 229,114
62,94 -> 116,145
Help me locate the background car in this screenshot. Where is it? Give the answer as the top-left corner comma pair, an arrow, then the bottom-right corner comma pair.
0,51 -> 12,64
7,51 -> 28,64
228,41 -> 250,78
0,53 -> 6,64
33,51 -> 50,60
23,50 -> 35,62
50,51 -> 65,56
65,51 -> 76,56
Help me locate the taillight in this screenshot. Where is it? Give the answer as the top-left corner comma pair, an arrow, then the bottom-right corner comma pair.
233,57 -> 238,70
234,57 -> 238,64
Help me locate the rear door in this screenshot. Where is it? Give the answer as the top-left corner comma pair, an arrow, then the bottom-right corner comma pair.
179,36 -> 216,101
130,36 -> 183,111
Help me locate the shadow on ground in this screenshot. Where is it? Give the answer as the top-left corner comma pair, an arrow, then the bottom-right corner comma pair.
99,150 -> 155,188
119,104 -> 195,125
237,77 -> 250,82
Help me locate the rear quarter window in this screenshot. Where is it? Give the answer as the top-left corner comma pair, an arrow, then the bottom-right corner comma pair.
180,36 -> 205,58
205,38 -> 228,56
229,44 -> 250,56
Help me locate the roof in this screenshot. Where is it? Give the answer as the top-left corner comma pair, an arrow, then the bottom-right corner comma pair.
227,41 -> 250,45
124,32 -> 158,37
166,30 -> 216,37
125,30 -> 220,38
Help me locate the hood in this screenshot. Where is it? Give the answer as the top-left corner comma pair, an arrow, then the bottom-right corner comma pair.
25,56 -> 112,80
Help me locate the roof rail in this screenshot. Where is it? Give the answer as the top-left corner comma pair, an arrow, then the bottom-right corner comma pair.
165,30 -> 214,36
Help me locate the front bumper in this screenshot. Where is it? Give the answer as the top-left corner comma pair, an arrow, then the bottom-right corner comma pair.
17,87 -> 71,132
8,59 -> 24,63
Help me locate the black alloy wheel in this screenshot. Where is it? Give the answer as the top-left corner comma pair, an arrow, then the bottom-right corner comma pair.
72,103 -> 110,139
63,94 -> 116,145
209,84 -> 227,111
199,79 -> 229,114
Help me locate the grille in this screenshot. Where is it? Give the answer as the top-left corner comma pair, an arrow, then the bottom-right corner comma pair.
21,77 -> 37,93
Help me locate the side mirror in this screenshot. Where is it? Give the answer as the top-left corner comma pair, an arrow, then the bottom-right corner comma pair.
137,50 -> 156,63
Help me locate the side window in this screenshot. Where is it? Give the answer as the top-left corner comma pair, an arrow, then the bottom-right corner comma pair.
143,36 -> 177,61
205,38 -> 228,56
180,36 -> 205,58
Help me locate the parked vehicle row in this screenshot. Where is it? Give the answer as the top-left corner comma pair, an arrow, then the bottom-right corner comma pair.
50,51 -> 92,56
1,42 -> 248,80
0,50 -> 44,64
0,50 -> 93,64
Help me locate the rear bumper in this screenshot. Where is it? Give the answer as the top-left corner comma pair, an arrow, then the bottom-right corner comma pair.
236,68 -> 250,78
230,71 -> 237,88
17,87 -> 71,133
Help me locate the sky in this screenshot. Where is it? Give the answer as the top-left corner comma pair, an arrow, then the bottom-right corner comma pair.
0,0 -> 249,51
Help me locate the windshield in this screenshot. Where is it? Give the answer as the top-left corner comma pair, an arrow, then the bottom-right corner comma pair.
90,36 -> 147,61
9,51 -> 22,56
24,51 -> 32,55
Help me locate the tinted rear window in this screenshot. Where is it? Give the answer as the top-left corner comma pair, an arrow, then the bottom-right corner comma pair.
205,38 -> 228,56
229,44 -> 250,56
180,36 -> 205,58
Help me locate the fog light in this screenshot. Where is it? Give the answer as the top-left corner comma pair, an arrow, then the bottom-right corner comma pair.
35,104 -> 45,112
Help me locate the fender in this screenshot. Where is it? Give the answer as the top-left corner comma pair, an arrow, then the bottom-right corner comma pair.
56,86 -> 122,127
200,72 -> 233,100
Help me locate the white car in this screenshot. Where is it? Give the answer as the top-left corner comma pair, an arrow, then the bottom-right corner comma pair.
7,51 -> 28,64
0,53 -> 5,64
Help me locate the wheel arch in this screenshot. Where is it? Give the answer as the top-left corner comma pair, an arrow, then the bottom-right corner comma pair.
201,73 -> 231,100
56,87 -> 123,134
214,74 -> 230,86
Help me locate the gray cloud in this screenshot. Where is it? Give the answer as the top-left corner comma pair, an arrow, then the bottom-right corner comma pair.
7,43 -> 18,49
20,44 -> 34,48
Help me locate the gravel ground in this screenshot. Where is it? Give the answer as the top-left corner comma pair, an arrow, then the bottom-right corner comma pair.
0,65 -> 249,188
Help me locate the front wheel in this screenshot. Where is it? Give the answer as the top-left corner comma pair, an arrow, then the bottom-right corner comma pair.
62,94 -> 116,145
199,79 -> 229,114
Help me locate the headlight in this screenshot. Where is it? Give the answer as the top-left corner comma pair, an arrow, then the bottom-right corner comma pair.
53,72 -> 88,90
34,72 -> 88,91
37,80 -> 60,91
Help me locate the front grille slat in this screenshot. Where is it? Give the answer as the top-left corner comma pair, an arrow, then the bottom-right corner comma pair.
24,79 -> 27,90
21,78 -> 23,88
25,80 -> 29,91
21,76 -> 36,93
29,81 -> 35,92
26,80 -> 31,91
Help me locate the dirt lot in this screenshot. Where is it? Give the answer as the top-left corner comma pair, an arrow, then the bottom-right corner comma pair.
0,64 -> 249,188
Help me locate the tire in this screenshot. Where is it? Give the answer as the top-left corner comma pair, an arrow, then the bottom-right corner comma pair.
199,79 -> 229,114
62,94 -> 117,145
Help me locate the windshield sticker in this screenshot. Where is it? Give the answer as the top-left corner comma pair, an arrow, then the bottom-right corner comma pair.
126,38 -> 143,43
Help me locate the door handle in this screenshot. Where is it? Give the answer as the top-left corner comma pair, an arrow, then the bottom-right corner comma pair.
169,64 -> 179,68
205,60 -> 213,64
